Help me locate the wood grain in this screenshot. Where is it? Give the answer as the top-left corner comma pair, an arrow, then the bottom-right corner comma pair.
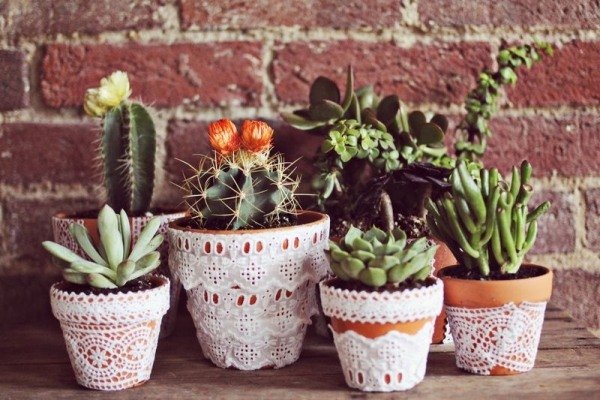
1,304 -> 599,399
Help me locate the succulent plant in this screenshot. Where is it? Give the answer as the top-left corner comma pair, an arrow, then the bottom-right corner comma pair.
42,205 -> 163,289
84,71 -> 156,215
426,160 -> 550,275
456,42 -> 553,160
181,119 -> 299,230
328,226 -> 437,288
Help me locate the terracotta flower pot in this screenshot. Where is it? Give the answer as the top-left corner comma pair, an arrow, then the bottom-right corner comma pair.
431,240 -> 457,344
440,264 -> 553,376
50,276 -> 170,391
52,210 -> 186,338
167,211 -> 330,370
319,277 -> 444,392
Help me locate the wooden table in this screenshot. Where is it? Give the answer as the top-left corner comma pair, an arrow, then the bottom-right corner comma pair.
2,305 -> 599,399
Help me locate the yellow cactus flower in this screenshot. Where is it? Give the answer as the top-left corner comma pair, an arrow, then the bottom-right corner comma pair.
83,88 -> 109,117
241,120 -> 273,153
208,119 -> 241,156
97,71 -> 131,108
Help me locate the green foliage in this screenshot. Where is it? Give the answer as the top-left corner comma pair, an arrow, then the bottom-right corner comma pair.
328,226 -> 437,287
455,42 -> 553,160
426,160 -> 550,275
182,152 -> 299,230
42,205 -> 163,289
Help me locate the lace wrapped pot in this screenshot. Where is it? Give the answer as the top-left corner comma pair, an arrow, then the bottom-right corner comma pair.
50,276 -> 170,391
319,277 -> 444,392
168,211 -> 330,370
440,264 -> 553,376
52,210 -> 186,338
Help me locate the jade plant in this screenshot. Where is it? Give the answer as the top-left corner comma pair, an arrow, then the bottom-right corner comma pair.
426,160 -> 550,275
455,42 -> 554,160
328,226 -> 438,288
181,119 -> 299,230
84,71 -> 157,215
42,205 -> 163,288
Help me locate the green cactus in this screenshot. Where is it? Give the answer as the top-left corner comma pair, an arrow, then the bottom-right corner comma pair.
328,226 -> 437,288
426,160 -> 550,275
42,205 -> 163,289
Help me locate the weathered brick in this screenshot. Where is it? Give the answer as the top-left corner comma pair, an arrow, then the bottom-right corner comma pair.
528,190 -> 577,254
483,114 -> 600,177
507,41 -> 600,107
180,0 -> 402,30
3,0 -> 166,38
553,269 -> 600,329
584,188 -> 600,251
165,119 -> 211,184
41,42 -> 262,108
419,0 -> 600,29
0,49 -> 28,111
272,41 -> 492,105
0,123 -> 98,186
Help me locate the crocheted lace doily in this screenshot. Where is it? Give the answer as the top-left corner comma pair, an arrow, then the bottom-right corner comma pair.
50,279 -> 170,391
319,278 -> 444,324
167,216 -> 330,293
52,212 -> 185,337
446,301 -> 547,375
331,321 -> 435,392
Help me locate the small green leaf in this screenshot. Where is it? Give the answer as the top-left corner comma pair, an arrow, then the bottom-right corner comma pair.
309,76 -> 340,105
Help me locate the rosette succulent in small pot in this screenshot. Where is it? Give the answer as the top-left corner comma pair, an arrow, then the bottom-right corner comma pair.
426,159 -> 553,376
319,226 -> 443,392
43,205 -> 170,391
168,119 -> 330,370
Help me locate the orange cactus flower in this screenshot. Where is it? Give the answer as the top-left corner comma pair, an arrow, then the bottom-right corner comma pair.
208,119 -> 241,155
241,120 -> 273,153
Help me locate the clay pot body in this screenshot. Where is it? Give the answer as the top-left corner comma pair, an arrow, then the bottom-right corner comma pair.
431,240 -> 457,344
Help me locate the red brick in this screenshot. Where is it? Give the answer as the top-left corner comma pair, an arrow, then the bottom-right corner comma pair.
165,119 -> 212,184
272,41 -> 492,105
0,50 -> 28,111
41,42 -> 262,108
584,188 -> 600,251
483,114 -> 600,177
3,0 -> 166,38
507,41 -> 600,107
553,269 -> 600,329
528,190 -> 576,254
180,0 -> 402,30
419,0 -> 600,28
0,123 -> 99,186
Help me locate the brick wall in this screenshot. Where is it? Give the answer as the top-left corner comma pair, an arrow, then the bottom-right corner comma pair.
0,1 -> 598,330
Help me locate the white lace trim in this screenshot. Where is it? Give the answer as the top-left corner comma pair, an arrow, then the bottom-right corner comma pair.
50,278 -> 170,391
331,322 -> 434,392
446,301 -> 547,375
319,278 -> 444,324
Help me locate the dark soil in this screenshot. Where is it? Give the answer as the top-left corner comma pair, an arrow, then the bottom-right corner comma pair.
394,214 -> 430,239
181,213 -> 298,231
329,213 -> 429,240
57,276 -> 156,295
328,276 -> 437,293
441,264 -> 548,281
64,208 -> 184,219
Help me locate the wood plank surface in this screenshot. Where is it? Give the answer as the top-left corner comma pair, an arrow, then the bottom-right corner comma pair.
1,305 -> 599,399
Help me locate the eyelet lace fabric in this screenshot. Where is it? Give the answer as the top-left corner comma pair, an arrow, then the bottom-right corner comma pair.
446,301 -> 547,375
50,278 -> 170,391
319,278 -> 444,324
168,215 -> 330,370
52,212 -> 186,338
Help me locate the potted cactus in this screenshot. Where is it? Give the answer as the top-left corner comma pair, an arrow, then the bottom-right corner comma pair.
52,71 -> 185,337
168,119 -> 330,370
426,159 -> 552,375
319,226 -> 443,392
43,205 -> 170,391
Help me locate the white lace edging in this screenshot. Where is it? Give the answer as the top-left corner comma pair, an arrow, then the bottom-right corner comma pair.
446,301 -> 547,375
331,321 -> 435,392
319,278 -> 444,324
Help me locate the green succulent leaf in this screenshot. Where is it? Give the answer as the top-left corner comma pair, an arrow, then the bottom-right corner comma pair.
309,76 -> 341,105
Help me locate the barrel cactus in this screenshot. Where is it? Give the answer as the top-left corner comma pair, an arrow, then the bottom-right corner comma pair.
42,205 -> 163,289
84,71 -> 156,215
181,119 -> 299,230
328,226 -> 437,288
426,160 -> 550,275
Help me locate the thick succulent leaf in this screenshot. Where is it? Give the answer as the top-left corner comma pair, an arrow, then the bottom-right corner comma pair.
309,76 -> 341,105
342,258 -> 365,278
407,110 -> 427,131
308,99 -> 344,122
343,225 -> 363,248
42,241 -> 85,264
340,65 -> 355,113
98,205 -> 124,270
430,113 -> 449,133
376,95 -> 400,124
86,273 -> 118,289
116,260 -> 136,286
414,123 -> 444,145
119,209 -> 131,257
280,112 -> 326,131
359,268 -> 387,287
69,223 -> 107,266
128,217 -> 161,262
361,108 -> 387,132
63,270 -> 87,285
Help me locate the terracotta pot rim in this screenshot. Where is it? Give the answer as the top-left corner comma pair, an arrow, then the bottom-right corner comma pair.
53,209 -> 187,221
51,275 -> 169,300
168,210 -> 329,235
439,263 -> 551,284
